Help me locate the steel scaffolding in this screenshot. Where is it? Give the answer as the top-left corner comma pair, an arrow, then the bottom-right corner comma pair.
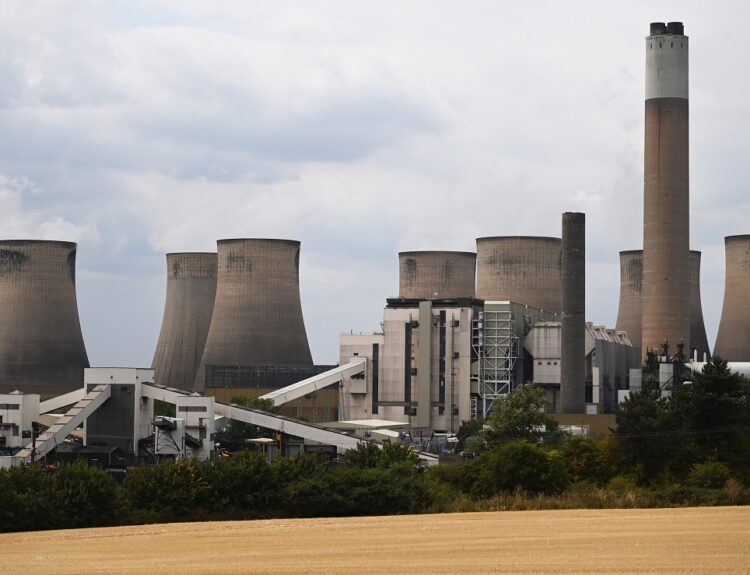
471,308 -> 519,418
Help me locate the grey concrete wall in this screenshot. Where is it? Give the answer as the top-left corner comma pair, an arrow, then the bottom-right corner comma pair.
398,251 -> 476,300
560,213 -> 586,414
476,236 -> 561,313
0,240 -> 89,396
195,239 -> 312,391
714,235 -> 750,361
152,253 -> 217,391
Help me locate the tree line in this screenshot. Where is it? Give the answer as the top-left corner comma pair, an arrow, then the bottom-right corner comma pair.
0,358 -> 748,533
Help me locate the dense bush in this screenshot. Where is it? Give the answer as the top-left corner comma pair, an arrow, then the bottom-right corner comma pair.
686,460 -> 733,489
54,461 -> 122,528
561,437 -> 615,485
202,452 -> 277,517
123,459 -> 209,521
0,465 -> 59,532
470,440 -> 569,497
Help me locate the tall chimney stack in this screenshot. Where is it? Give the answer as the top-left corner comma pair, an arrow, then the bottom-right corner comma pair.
641,22 -> 691,358
560,212 -> 585,414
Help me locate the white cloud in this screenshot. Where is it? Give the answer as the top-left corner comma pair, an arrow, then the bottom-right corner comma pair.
0,1 -> 748,364
0,174 -> 99,243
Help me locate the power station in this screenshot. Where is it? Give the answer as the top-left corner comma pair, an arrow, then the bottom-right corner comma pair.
1,21 -> 748,469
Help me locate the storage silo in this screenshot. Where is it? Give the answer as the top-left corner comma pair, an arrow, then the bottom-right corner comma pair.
688,250 -> 710,361
714,235 -> 750,361
195,239 -> 313,391
476,236 -> 561,312
152,253 -> 217,391
0,240 -> 89,396
615,250 -> 643,348
398,251 -> 476,300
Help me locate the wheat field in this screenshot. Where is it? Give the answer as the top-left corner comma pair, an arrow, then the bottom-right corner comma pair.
1,507 -> 749,574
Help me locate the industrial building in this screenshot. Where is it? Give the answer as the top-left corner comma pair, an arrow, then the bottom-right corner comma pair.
1,366 -> 437,469
339,237 -> 640,435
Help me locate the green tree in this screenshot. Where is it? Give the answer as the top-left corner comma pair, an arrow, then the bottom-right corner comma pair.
340,441 -> 419,469
672,357 -> 750,477
123,459 -> 209,521
0,465 -> 59,532
560,437 -> 615,485
464,384 -> 564,453
471,440 -> 569,496
613,382 -> 675,482
615,357 -> 750,483
201,451 -> 277,517
54,461 -> 122,528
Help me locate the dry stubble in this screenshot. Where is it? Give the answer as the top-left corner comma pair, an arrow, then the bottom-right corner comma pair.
1,507 -> 749,574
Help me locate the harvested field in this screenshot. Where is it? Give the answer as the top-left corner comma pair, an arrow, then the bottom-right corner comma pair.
1,507 -> 749,574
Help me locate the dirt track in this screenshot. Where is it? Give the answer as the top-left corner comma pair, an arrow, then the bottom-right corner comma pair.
1,507 -> 749,574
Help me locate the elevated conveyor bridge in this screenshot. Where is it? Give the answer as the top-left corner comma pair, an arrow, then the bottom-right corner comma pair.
15,384 -> 111,463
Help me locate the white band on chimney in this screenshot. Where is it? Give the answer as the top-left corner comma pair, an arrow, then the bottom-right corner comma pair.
645,34 -> 688,100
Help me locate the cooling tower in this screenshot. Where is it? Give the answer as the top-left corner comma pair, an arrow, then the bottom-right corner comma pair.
152,253 -> 217,391
641,22 -> 691,357
195,239 -> 312,391
476,236 -> 561,312
616,248 -> 708,358
560,213 -> 585,414
0,240 -> 89,396
688,250 -> 710,361
714,235 -> 750,361
615,250 -> 643,348
398,251 -> 476,300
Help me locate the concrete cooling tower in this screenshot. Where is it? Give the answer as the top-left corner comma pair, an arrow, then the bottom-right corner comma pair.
0,240 -> 89,396
688,250 -> 710,361
476,236 -> 561,313
398,251 -> 476,299
152,253 -> 217,391
195,239 -> 312,391
616,249 -> 709,358
615,250 -> 643,348
714,235 -> 750,361
641,22 -> 691,356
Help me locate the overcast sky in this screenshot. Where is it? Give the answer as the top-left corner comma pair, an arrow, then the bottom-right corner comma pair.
1,1 -> 748,366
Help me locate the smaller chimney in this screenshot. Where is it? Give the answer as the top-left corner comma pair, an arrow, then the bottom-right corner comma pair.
560,213 -> 585,414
